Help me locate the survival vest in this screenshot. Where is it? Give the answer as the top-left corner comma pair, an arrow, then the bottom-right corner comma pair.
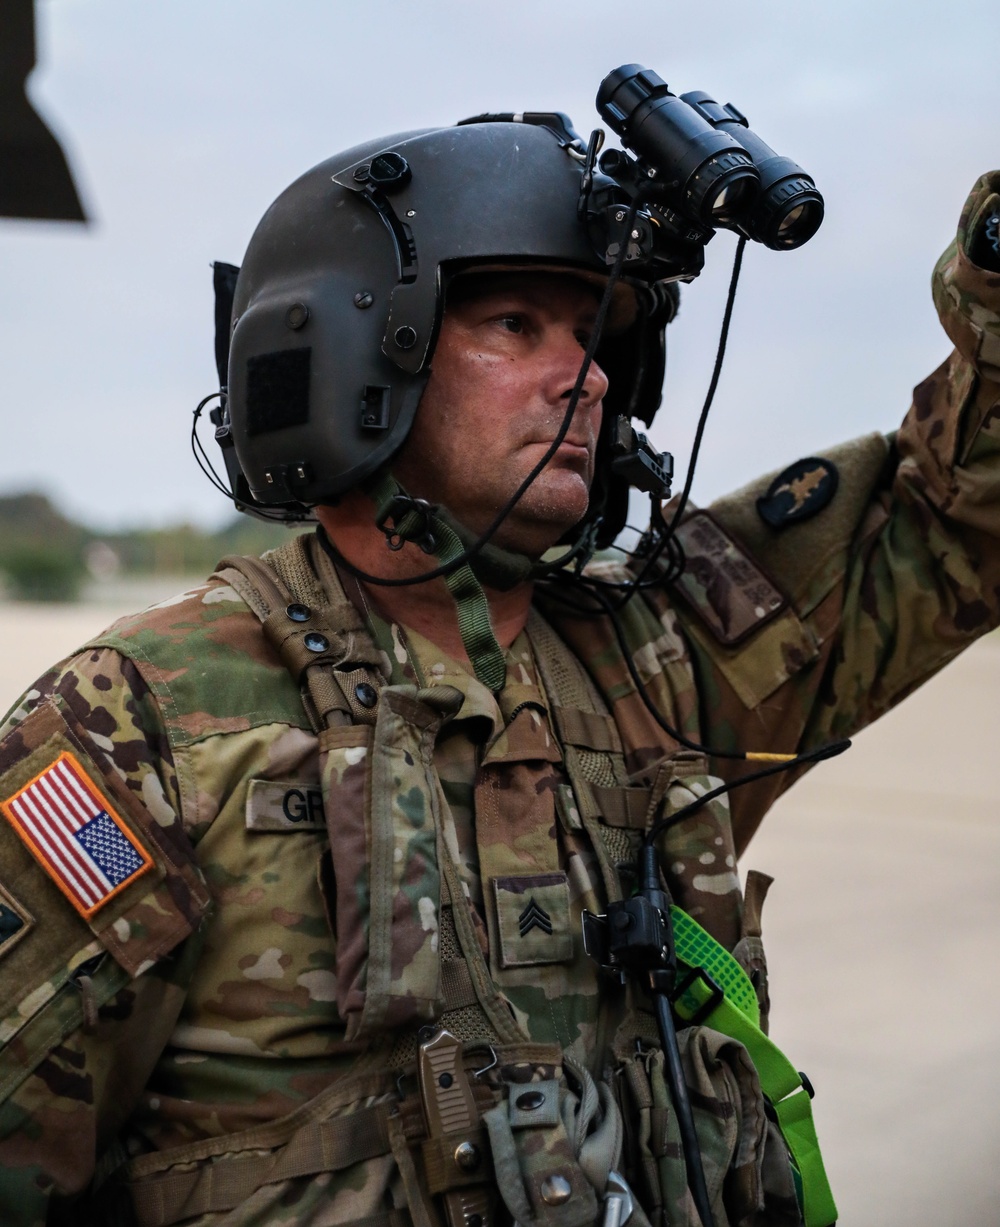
109,533 -> 835,1227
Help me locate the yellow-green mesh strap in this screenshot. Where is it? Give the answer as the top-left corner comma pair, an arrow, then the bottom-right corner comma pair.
671,905 -> 759,1026
671,907 -> 838,1227
366,473 -> 506,692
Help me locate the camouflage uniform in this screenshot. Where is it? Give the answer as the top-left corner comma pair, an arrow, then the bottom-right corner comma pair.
0,175 -> 997,1226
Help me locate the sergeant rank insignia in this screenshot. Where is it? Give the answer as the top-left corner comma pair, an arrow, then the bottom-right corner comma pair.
1,752 -> 153,919
756,456 -> 839,529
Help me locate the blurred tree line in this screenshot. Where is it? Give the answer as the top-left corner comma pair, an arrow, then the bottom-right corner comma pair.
0,492 -> 296,601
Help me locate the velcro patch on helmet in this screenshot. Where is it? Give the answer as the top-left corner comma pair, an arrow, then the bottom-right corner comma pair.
756,456 -> 839,530
246,347 -> 311,436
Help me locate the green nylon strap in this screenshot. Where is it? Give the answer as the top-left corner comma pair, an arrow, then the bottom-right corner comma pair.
430,517 -> 507,692
670,906 -> 838,1227
365,472 -> 507,692
670,906 -> 760,1026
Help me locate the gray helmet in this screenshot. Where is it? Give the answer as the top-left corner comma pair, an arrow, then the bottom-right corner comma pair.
221,117 -> 678,543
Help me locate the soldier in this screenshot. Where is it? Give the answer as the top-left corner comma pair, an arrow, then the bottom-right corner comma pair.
0,89 -> 997,1227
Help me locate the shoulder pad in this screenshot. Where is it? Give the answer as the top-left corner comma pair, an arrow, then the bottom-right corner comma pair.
0,691 -> 210,982
705,433 -> 892,619
90,580 -> 310,746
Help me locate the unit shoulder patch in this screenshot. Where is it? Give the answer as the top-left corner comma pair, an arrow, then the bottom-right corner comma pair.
671,511 -> 788,647
756,456 -> 839,529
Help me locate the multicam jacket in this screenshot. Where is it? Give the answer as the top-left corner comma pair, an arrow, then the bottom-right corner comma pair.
0,174 -> 997,1227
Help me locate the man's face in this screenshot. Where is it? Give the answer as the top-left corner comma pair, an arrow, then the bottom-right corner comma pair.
391,272 -> 610,558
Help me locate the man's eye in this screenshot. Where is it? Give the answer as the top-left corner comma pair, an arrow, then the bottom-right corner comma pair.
497,314 -> 524,333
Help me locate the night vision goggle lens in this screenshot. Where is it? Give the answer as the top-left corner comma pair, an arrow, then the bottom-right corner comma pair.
769,197 -> 824,248
706,174 -> 756,224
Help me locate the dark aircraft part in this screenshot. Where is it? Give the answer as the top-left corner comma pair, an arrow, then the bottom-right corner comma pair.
0,0 -> 87,222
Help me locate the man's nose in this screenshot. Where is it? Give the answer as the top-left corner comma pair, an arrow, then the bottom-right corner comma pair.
551,334 -> 609,405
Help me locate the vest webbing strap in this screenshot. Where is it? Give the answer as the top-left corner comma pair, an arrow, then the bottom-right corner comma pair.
526,608 -> 836,1226
671,906 -> 838,1227
126,1103 -> 395,1226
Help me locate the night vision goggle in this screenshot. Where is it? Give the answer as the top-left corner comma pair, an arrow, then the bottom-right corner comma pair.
465,62 -> 823,285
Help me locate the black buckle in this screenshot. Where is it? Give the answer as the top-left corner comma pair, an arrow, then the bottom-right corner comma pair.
671,965 -> 724,1027
376,494 -> 439,553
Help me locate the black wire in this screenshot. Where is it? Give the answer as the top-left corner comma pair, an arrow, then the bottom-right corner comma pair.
191,393 -> 293,524
539,574 -> 751,760
317,196 -> 647,590
573,233 -> 749,609
191,394 -> 232,498
666,235 -> 747,537
645,739 -> 851,848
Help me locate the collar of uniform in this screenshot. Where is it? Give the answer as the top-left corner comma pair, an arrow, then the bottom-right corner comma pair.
369,616 -> 561,766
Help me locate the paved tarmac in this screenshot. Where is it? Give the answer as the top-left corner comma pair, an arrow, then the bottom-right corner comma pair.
0,593 -> 997,1225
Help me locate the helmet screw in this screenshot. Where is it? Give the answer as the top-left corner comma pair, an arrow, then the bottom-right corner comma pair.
394,326 -> 417,350
353,164 -> 371,182
285,303 -> 309,330
615,209 -> 626,222
353,291 -> 374,309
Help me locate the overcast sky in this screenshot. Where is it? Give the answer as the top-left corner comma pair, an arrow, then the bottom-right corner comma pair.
1,0 -> 995,530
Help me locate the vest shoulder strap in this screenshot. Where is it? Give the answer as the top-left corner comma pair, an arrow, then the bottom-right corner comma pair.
215,533 -> 387,730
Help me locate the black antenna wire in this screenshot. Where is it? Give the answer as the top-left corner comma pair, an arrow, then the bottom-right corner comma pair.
569,233 -> 749,610
191,393 -> 295,524
646,739 -> 851,847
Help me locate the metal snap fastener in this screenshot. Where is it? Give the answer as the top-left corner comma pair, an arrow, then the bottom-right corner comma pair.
454,1141 -> 481,1172
285,303 -> 309,330
286,603 -> 311,622
515,1090 -> 546,1111
540,1175 -> 572,1206
354,682 -> 378,708
394,325 -> 417,350
304,632 -> 329,653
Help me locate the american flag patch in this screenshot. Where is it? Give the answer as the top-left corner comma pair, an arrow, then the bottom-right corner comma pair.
1,751 -> 153,919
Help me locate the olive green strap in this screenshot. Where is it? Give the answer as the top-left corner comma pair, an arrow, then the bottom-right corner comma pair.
366,472 -> 507,691
123,1104 -> 395,1226
670,905 -> 838,1227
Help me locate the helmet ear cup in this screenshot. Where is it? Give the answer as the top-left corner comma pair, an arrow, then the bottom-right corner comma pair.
585,283 -> 678,548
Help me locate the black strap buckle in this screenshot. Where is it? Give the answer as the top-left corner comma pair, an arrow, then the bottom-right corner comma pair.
376,494 -> 439,553
671,964 -> 725,1027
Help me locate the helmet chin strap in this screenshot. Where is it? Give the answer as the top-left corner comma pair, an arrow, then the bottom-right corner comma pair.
365,468 -> 508,691
362,468 -> 599,692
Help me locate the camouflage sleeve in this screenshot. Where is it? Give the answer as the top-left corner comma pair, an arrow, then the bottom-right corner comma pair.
671,172 -> 1000,850
0,649 -> 210,1223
